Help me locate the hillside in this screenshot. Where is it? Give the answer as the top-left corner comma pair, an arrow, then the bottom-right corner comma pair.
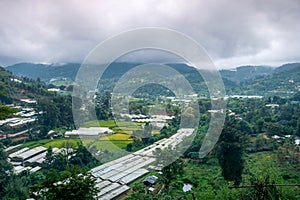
273,63 -> 300,74
6,62 -> 203,82
6,62 -> 237,95
240,64 -> 300,96
5,62 -> 300,97
220,65 -> 274,83
0,66 -> 54,104
6,63 -> 81,82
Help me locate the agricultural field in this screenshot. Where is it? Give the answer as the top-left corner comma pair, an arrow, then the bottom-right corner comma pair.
20,138 -> 81,149
82,120 -> 145,152
82,139 -> 132,152
19,120 -> 144,152
101,133 -> 132,141
84,120 -> 143,134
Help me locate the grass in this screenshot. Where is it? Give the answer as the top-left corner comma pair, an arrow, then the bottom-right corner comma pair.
21,139 -> 52,149
82,133 -> 132,152
101,133 -> 132,141
43,138 -> 81,148
83,120 -> 116,128
83,139 -> 131,152
20,138 -> 81,149
84,120 -> 143,128
152,130 -> 161,135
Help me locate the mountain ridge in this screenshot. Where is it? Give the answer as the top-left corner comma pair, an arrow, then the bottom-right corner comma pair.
5,62 -> 300,97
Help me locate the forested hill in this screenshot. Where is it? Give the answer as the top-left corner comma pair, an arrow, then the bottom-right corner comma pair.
5,62 -> 238,94
5,62 -> 300,96
273,63 -> 300,74
219,65 -> 274,83
6,62 -> 205,82
239,63 -> 300,96
6,62 -> 81,82
0,66 -> 56,104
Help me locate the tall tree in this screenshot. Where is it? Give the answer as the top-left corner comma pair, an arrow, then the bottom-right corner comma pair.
216,119 -> 248,185
153,146 -> 183,189
43,146 -> 54,169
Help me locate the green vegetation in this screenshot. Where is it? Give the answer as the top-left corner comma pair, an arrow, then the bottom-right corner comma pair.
125,96 -> 300,199
84,120 -> 141,129
1,63 -> 300,199
83,139 -> 132,152
125,151 -> 300,199
34,165 -> 98,200
216,119 -> 251,186
20,138 -> 81,149
102,133 -> 132,141
0,104 -> 17,120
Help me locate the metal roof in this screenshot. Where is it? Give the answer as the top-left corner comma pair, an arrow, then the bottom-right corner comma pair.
14,146 -> 46,160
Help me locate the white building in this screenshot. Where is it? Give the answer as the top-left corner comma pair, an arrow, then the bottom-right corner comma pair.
65,127 -> 114,138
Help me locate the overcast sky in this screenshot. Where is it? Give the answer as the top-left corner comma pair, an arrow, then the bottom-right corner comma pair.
0,0 -> 299,68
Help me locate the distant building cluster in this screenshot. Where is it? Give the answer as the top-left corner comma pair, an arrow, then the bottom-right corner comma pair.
271,135 -> 300,146
0,100 -> 40,141
224,95 -> 263,100
120,114 -> 174,129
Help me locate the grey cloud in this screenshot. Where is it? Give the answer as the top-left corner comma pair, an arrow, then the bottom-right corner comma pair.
0,0 -> 299,68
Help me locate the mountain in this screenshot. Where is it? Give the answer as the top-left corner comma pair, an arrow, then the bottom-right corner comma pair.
6,63 -> 81,82
220,65 -> 274,83
240,63 -> 300,96
5,61 -> 300,97
272,63 -> 300,74
6,62 -> 204,82
6,62 -> 234,96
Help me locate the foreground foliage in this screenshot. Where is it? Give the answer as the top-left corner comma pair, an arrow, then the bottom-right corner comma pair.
33,165 -> 98,200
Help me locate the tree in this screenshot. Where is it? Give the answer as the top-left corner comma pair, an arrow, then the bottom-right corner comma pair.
0,142 -> 29,199
37,99 -> 59,135
181,107 -> 197,128
0,143 -> 13,197
293,91 -> 300,101
52,153 -> 68,171
216,119 -> 248,185
0,104 -> 17,120
248,175 -> 281,200
153,146 -> 183,189
2,178 -> 28,200
36,165 -> 99,200
256,118 -> 264,133
265,122 -> 283,137
160,159 -> 183,189
43,146 -> 54,168
70,143 -> 98,168
126,143 -> 133,152
95,91 -> 112,120
296,120 -> 300,137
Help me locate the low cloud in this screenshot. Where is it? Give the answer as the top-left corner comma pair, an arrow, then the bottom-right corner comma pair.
0,0 -> 299,68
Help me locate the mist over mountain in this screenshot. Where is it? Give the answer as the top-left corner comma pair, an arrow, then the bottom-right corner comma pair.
6,63 -> 81,82
5,62 -> 300,97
